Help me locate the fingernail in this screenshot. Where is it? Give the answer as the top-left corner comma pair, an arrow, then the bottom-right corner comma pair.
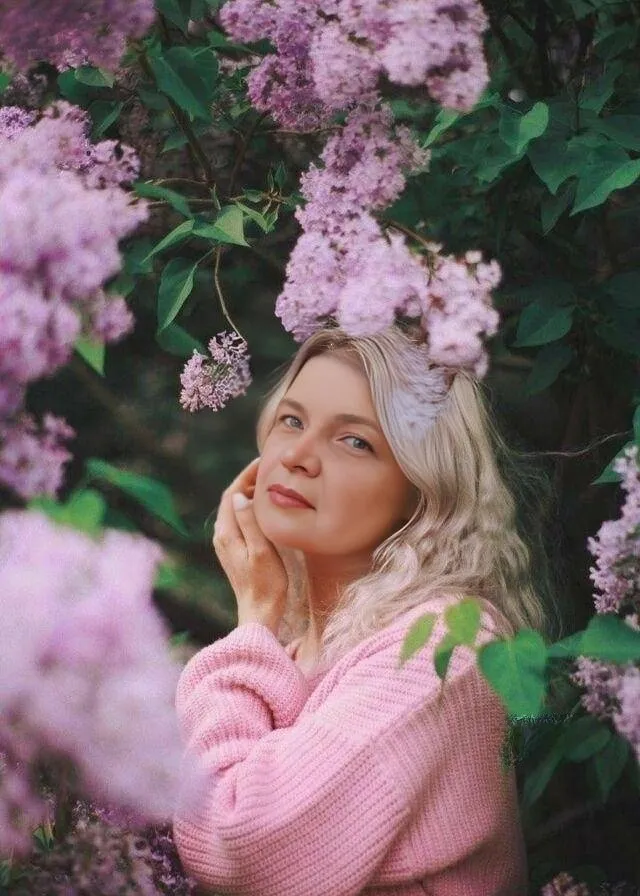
232,493 -> 251,510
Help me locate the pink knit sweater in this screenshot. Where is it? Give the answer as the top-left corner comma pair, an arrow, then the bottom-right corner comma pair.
173,595 -> 528,895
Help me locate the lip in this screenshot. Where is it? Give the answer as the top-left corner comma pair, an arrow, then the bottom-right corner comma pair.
267,484 -> 313,509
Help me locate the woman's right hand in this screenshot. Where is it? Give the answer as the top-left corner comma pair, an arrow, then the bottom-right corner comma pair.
212,458 -> 289,634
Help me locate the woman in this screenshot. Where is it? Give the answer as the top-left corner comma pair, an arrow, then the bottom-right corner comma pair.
172,323 -> 554,895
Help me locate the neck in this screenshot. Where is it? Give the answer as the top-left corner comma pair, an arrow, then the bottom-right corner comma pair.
302,552 -> 373,652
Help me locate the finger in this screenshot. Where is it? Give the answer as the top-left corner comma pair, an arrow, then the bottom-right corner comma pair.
223,457 -> 261,500
231,494 -> 274,558
213,488 -> 243,547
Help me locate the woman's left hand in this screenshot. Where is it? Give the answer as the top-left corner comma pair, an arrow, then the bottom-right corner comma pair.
212,457 -> 289,634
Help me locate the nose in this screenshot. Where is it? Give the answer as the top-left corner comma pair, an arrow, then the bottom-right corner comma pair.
280,431 -> 321,477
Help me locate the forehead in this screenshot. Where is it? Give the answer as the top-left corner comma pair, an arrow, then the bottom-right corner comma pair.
285,353 -> 375,415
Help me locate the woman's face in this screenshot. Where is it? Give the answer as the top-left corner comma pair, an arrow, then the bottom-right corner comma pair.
254,353 -> 418,557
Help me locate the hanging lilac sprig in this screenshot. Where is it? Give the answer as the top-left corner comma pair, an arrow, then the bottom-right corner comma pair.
180,331 -> 252,413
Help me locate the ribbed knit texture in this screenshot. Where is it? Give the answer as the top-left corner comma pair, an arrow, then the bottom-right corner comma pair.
173,595 -> 529,895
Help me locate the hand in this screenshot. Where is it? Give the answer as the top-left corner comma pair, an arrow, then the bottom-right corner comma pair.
212,457 -> 289,634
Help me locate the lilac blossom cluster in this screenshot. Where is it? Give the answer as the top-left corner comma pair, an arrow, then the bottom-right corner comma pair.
0,0 -> 155,71
572,447 -> 640,764
220,0 -> 490,129
0,510 -> 196,857
220,1 -> 500,379
274,103 -> 500,375
8,801 -> 196,895
180,330 -> 252,413
0,101 -> 147,499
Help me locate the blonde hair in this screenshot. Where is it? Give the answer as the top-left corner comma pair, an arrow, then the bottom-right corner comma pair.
257,322 -> 562,667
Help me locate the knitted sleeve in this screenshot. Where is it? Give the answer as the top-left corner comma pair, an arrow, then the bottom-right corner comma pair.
172,615 -> 510,896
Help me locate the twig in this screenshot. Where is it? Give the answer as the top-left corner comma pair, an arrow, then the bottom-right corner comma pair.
227,112 -> 266,196
518,429 -> 632,461
213,246 -> 246,340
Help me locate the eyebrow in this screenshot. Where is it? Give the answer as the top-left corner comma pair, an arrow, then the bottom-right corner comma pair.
278,397 -> 381,432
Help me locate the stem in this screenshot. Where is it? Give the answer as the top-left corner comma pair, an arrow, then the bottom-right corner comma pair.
227,113 -> 266,196
213,247 -> 245,340
136,48 -> 217,189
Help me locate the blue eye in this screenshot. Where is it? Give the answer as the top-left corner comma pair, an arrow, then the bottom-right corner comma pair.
279,414 -> 302,428
343,436 -> 373,453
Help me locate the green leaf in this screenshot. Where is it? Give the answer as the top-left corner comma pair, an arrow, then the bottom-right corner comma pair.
193,205 -> 248,246
525,343 -> 575,395
157,257 -> 198,332
75,337 -> 105,375
147,46 -> 214,122
592,441 -> 633,485
399,613 -> 437,666
234,201 -> 270,233
29,488 -> 107,536
579,61 -> 623,113
514,302 -> 575,347
522,726 -> 566,807
595,115 -> 640,152
499,102 -> 549,156
143,219 -> 195,261
605,271 -> 640,309
156,322 -> 206,357
571,158 -> 640,214
133,181 -> 192,218
86,459 -> 190,537
593,735 -> 630,801
434,634 -> 457,681
89,100 -> 124,138
547,631 -> 586,660
155,0 -> 191,31
478,629 -> 548,718
634,404 -> 640,444
562,716 -> 612,761
540,183 -> 575,233
0,71 -> 11,94
579,614 -> 640,663
444,598 -> 482,646
74,65 -> 114,88
423,108 -> 462,147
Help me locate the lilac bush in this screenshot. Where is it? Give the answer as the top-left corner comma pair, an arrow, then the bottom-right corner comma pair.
0,510 -> 192,856
572,447 -> 640,762
217,0 -> 501,377
0,0 -> 155,71
0,102 -> 146,498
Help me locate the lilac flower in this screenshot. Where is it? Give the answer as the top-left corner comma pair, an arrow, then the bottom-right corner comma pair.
587,446 -> 640,614
8,801 -> 197,894
0,102 -> 146,499
0,414 -> 74,500
614,666 -> 640,764
298,104 -> 429,228
180,331 -> 252,412
0,0 -> 156,71
0,510 -> 197,855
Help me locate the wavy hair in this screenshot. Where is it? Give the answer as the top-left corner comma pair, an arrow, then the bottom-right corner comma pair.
256,322 -> 563,667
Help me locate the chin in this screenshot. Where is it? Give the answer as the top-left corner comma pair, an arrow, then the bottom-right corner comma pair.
254,503 -> 313,552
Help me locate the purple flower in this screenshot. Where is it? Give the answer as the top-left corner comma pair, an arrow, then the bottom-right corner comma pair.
0,0 -> 156,71
587,446 -> 640,614
0,413 -> 74,500
0,510 -> 199,855
0,101 -> 146,499
180,331 -> 252,412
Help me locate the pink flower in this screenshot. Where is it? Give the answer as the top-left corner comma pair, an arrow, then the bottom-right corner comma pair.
0,0 -> 155,71
180,331 -> 252,412
0,510 -> 197,854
